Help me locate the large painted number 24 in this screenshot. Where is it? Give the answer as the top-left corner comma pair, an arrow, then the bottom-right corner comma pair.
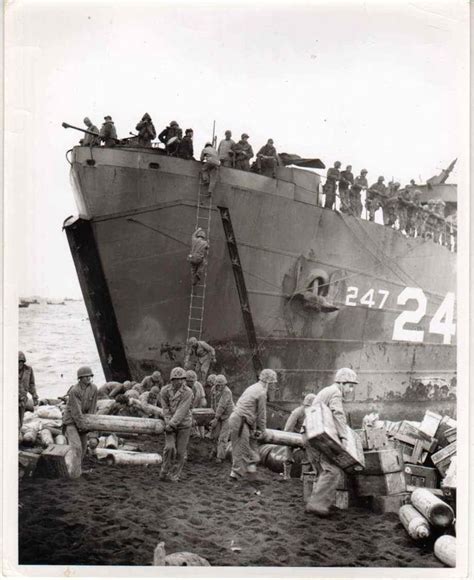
392,288 -> 456,345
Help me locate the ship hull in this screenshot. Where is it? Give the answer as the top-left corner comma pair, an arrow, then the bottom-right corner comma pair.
65,147 -> 457,416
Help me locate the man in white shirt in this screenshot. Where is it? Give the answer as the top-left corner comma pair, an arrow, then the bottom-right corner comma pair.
217,130 -> 235,167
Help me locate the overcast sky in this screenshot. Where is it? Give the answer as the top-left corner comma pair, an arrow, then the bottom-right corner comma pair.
6,0 -> 468,299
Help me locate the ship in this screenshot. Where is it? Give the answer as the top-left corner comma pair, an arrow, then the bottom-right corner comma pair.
63,143 -> 457,424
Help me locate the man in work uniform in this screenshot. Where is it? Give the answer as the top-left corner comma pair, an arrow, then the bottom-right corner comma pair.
158,121 -> 183,156
396,186 -> 413,234
304,368 -> 358,516
338,165 -> 354,214
97,380 -> 123,400
406,189 -> 422,237
323,161 -> 341,210
18,351 -> 38,429
135,112 -> 156,147
184,336 -> 216,382
177,128 -> 194,160
62,366 -> 98,476
434,199 -> 446,244
159,367 -> 193,482
349,169 -> 368,217
424,199 -> 438,240
137,371 -> 164,395
188,228 -> 209,286
281,393 -> 316,480
228,368 -> 278,480
366,176 -> 386,221
80,117 -> 100,146
209,374 -> 234,463
200,142 -> 220,195
186,370 -> 207,408
203,374 -> 217,408
383,182 -> 400,228
218,130 -> 235,167
256,139 -> 279,178
99,115 -> 118,147
231,133 -> 254,171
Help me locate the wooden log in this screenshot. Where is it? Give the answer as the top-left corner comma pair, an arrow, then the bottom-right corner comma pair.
260,429 -> 304,448
39,428 -> 55,448
355,471 -> 406,496
304,403 -> 365,471
370,493 -> 410,514
19,451 -> 40,478
399,504 -> 431,540
404,464 -> 438,488
362,449 -> 403,475
105,434 -> 119,449
94,448 -> 162,466
411,488 -> 454,528
81,414 -> 165,435
434,535 -> 456,567
37,444 -> 81,479
36,406 -> 62,420
129,398 -> 164,418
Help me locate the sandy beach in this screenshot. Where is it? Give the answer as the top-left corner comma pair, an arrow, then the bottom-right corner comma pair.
19,435 -> 445,568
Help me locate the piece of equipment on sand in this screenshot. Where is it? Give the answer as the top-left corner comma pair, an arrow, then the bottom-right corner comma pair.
94,448 -> 162,466
410,488 -> 454,528
434,535 -> 456,567
399,504 -> 431,540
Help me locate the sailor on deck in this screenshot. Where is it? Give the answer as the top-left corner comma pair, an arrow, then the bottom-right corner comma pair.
349,169 -> 368,217
366,176 -> 386,221
158,121 -> 182,156
231,134 -> 254,171
338,165 -> 354,213
135,113 -> 156,147
323,161 -> 341,210
218,130 -> 236,167
256,139 -> 279,178
177,128 -> 194,160
62,366 -> 98,477
304,368 -> 358,516
80,117 -> 100,147
99,116 -> 118,147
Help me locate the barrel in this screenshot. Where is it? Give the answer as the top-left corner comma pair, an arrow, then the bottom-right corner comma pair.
399,504 -> 431,540
434,535 -> 456,567
411,488 -> 454,528
258,444 -> 289,474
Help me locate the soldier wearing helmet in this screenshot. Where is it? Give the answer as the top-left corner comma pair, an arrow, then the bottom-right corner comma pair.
188,228 -> 210,286
62,366 -> 98,476
231,133 -> 254,171
137,370 -> 164,395
323,161 -> 341,210
228,368 -> 278,480
158,120 -> 183,156
366,176 -> 387,221
304,368 -> 358,516
18,350 -> 38,428
281,392 -> 316,480
383,182 -> 400,228
209,374 -> 235,462
203,374 -> 217,407
159,367 -> 194,482
185,370 -> 206,408
184,336 -> 216,382
349,169 -> 368,217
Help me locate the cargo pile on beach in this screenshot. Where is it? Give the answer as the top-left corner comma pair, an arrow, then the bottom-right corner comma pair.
19,399 -> 456,568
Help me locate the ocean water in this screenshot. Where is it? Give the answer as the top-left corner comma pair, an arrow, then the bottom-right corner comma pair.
19,300 -> 106,398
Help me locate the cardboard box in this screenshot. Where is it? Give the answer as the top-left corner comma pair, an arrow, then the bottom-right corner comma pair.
370,492 -> 410,514
304,403 -> 365,472
355,471 -> 407,496
362,448 -> 403,475
404,464 -> 439,488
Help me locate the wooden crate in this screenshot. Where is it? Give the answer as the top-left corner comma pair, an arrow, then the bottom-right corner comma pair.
304,403 -> 365,472
404,464 -> 439,488
355,471 -> 407,496
36,444 -> 81,479
419,411 -> 443,438
370,492 -> 410,514
432,442 -> 456,477
365,426 -> 388,450
362,448 -> 403,475
18,451 -> 40,478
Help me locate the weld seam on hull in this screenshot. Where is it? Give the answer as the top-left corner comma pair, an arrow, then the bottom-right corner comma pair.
274,369 -> 455,374
256,336 -> 456,347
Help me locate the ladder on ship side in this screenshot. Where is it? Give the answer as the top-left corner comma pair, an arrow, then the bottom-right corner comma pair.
186,182 -> 213,341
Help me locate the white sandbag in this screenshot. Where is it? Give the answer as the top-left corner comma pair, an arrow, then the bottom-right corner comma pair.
36,406 -> 62,420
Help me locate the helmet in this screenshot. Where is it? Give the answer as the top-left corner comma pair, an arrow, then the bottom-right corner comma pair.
335,368 -> 358,384
361,169 -> 368,174
185,370 -> 197,381
215,374 -> 227,386
259,369 -> 278,384
241,133 -> 249,139
123,380 -> 132,390
195,228 -> 206,239
77,366 -> 93,378
334,161 -> 341,167
126,389 -> 139,400
303,393 -> 316,406
18,351 -> 26,362
150,386 -> 161,395
152,371 -> 162,382
170,120 -> 178,127
378,176 -> 385,181
207,374 -> 217,385
188,337 -> 198,345
170,367 -> 186,380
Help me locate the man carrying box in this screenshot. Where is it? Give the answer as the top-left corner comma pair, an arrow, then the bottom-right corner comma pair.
304,368 -> 359,516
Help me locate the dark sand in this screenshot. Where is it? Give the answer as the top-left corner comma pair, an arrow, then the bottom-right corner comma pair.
19,435 -> 445,567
